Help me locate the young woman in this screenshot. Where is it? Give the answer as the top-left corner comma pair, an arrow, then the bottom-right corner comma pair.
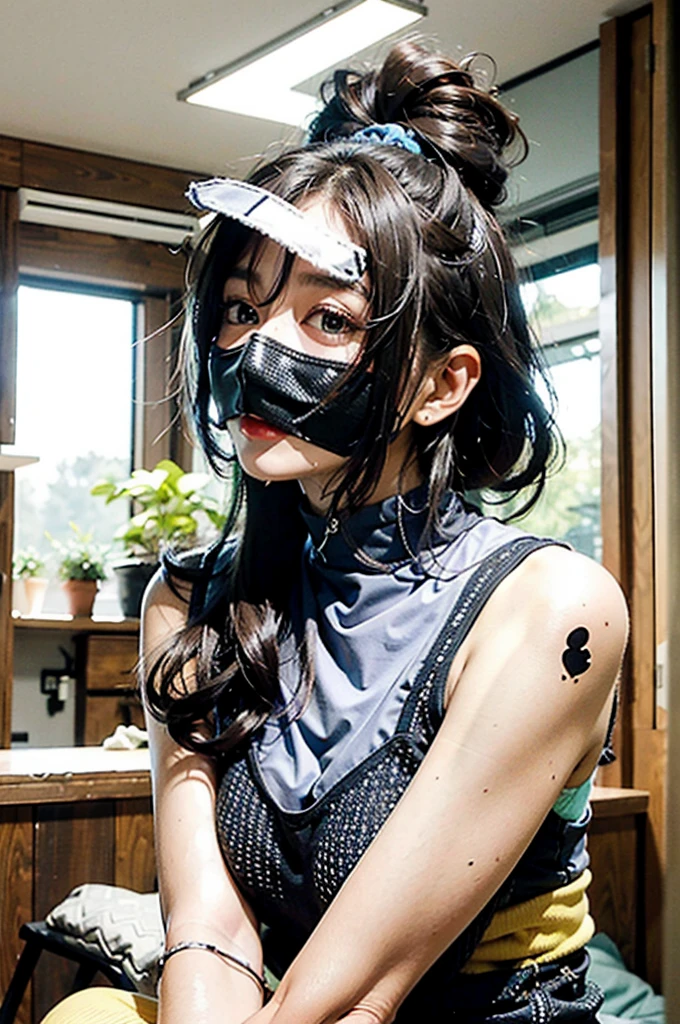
43,42 -> 627,1024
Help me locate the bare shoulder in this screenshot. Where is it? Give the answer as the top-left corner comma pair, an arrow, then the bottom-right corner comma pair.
141,566 -> 193,644
514,545 -> 628,636
463,544 -> 629,691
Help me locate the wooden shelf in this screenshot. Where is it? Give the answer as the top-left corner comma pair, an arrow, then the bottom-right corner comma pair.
12,613 -> 139,633
0,452 -> 39,470
591,784 -> 649,817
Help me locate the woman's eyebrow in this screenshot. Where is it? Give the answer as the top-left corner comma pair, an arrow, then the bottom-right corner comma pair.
224,266 -> 369,301
225,266 -> 255,285
298,270 -> 370,300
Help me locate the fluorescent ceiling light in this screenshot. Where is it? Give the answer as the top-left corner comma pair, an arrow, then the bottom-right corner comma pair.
179,0 -> 427,127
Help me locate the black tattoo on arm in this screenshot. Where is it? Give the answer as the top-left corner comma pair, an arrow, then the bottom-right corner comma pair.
561,627 -> 592,683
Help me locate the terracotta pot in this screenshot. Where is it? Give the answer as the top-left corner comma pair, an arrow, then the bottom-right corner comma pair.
62,579 -> 99,617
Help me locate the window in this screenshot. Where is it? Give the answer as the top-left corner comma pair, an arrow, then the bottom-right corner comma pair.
502,260 -> 602,560
13,283 -> 137,615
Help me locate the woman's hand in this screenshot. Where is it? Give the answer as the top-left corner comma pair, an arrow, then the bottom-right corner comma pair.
245,548 -> 628,1024
248,986 -> 399,1024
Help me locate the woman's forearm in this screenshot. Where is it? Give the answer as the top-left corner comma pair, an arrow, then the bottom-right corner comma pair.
158,949 -> 263,1024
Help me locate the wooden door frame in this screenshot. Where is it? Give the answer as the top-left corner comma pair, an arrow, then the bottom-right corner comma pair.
599,0 -> 671,988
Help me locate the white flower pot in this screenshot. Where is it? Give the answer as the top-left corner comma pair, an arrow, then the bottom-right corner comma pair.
12,577 -> 49,617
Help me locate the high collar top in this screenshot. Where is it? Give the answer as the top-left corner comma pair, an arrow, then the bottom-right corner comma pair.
254,483 -> 528,812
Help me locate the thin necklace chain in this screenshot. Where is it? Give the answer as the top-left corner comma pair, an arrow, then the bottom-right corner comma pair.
312,490 -> 493,583
316,494 -> 423,574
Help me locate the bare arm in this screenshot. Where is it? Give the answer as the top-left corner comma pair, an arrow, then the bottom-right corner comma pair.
246,547 -> 628,1024
141,572 -> 264,1024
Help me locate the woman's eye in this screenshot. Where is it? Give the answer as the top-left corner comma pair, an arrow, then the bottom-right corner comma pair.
222,299 -> 259,326
308,308 -> 360,336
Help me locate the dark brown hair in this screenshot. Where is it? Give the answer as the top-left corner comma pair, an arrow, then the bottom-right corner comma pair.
143,42 -> 563,754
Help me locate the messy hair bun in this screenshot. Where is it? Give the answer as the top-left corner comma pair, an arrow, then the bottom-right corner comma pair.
308,41 -> 527,208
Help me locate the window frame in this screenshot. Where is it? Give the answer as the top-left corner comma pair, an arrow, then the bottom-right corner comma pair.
0,137 -> 201,747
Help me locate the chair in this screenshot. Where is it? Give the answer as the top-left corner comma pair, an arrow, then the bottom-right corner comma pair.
0,920 -> 136,1024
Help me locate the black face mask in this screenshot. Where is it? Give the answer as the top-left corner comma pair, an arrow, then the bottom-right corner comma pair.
208,333 -> 375,457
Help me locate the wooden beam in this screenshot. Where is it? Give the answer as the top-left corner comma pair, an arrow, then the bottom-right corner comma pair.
18,221 -> 185,292
598,17 -> 630,788
136,294 -> 175,470
627,13 -> 656,736
0,137 -> 21,189
22,140 -> 203,213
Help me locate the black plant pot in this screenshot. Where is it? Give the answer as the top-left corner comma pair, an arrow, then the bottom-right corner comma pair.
113,560 -> 160,619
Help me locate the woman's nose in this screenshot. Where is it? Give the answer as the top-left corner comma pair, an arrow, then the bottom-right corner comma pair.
254,309 -> 301,351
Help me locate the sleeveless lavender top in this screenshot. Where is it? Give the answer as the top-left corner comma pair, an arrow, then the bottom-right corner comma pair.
254,484 -> 536,811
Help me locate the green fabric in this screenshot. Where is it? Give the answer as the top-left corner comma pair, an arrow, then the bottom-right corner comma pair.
552,775 -> 593,821
587,932 -> 665,1022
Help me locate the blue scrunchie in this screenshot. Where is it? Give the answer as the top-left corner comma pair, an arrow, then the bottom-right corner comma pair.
349,123 -> 422,156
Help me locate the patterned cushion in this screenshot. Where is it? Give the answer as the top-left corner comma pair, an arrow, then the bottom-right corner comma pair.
46,885 -> 163,995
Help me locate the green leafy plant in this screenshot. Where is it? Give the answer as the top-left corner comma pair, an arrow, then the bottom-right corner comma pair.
12,547 -> 46,580
49,524 -> 108,581
91,459 -> 226,559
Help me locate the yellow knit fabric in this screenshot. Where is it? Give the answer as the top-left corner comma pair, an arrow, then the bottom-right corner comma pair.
462,869 -> 595,974
40,989 -> 157,1024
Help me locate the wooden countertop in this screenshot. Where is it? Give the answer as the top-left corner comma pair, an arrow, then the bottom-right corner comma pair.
12,613 -> 139,633
0,747 -> 650,815
0,747 -> 151,804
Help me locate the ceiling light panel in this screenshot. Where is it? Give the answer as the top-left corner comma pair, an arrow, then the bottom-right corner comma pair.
180,0 -> 426,127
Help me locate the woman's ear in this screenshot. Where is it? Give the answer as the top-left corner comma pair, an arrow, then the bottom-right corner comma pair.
411,345 -> 482,427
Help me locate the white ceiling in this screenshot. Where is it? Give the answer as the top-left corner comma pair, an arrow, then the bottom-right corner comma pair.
0,0 -> 622,175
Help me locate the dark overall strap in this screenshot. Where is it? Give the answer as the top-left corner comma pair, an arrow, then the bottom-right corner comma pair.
397,535 -> 567,741
390,536 -> 569,977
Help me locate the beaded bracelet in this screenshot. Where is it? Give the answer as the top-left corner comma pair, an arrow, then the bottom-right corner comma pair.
157,940 -> 266,993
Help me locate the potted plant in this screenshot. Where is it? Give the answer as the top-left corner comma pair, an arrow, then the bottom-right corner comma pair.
91,459 -> 226,618
12,547 -> 48,616
50,524 -> 108,618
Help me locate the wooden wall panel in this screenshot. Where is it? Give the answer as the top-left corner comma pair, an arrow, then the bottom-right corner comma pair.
633,726 -> 667,988
18,222 -> 185,293
599,4 -> 667,987
661,0 -> 680,1009
0,138 -> 21,189
0,807 -> 33,1024
115,797 -> 156,893
627,13 -> 655,735
589,814 -> 641,974
22,142 -> 201,213
33,803 -> 115,1022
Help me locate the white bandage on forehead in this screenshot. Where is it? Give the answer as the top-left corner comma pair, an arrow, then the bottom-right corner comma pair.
186,178 -> 368,284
